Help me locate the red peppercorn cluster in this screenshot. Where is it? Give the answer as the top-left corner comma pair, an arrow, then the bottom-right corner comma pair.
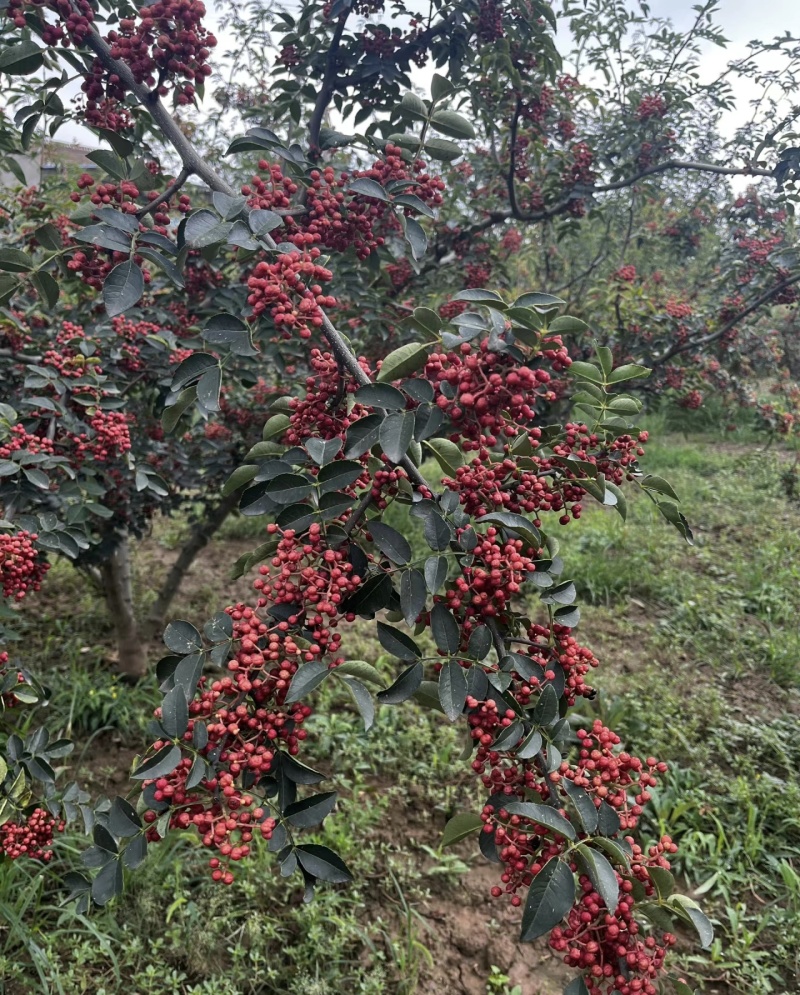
254,523 -> 366,654
0,425 -> 56,462
552,862 -> 676,995
76,411 -> 133,463
246,249 -> 336,338
106,1 -> 217,105
425,336 -> 571,447
523,622 -> 599,704
614,265 -> 637,282
475,0 -> 505,43
559,721 -> 666,832
0,807 -> 64,861
6,0 -> 94,47
562,142 -> 595,188
442,423 -> 644,526
442,528 -> 538,624
284,348 -> 372,445
142,605 -> 324,881
0,530 -> 49,601
636,95 -> 667,121
678,389 -> 703,410
243,149 -> 442,261
111,315 -> 163,373
664,299 -> 693,320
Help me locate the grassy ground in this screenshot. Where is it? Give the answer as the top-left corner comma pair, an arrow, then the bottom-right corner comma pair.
1,417 -> 799,995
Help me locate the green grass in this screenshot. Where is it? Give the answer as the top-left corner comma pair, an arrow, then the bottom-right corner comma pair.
4,422 -> 800,995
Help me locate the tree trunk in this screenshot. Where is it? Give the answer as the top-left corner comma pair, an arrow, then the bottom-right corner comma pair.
100,537 -> 148,679
141,492 -> 240,643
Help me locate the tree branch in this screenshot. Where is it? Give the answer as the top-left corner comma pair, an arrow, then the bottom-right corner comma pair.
136,166 -> 192,220
308,11 -> 350,155
506,96 -> 523,220
653,271 -> 800,366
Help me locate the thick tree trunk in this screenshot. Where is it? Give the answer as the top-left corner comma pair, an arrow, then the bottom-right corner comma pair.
100,538 -> 148,679
141,492 -> 240,643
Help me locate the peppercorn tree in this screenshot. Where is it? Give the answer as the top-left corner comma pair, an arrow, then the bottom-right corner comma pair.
4,2 -> 797,993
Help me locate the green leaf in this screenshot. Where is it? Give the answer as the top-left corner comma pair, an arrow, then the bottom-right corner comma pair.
430,109 -> 475,140
377,621 -> 421,661
377,661 -> 423,704
305,437 -> 343,466
520,858 -> 575,942
400,91 -> 429,121
33,223 -> 63,251
222,465 -> 258,497
639,475 -> 680,502
131,744 -> 181,780
161,684 -> 189,739
185,210 -> 231,247
423,512 -> 451,551
438,659 -> 467,721
284,791 -> 338,829
333,660 -> 384,685
345,414 -> 382,458
400,568 -> 427,625
163,620 -> 202,654
424,137 -> 463,162
668,895 -> 714,948
137,247 -> 185,289
262,413 -> 291,441
380,410 -> 415,463
424,555 -> 448,593
423,438 -> 464,475
355,382 -> 407,409
504,801 -> 576,840
295,844 -> 352,884
196,365 -> 222,411
108,797 -> 142,838
86,149 -> 128,180
441,811 -> 483,846
569,361 -> 605,384
605,481 -> 627,521
162,386 -> 196,434
562,778 -> 598,833
0,248 -> 34,272
170,352 -> 219,392
430,73 -> 455,101
648,865 -> 675,899
549,315 -> 588,334
369,522 -> 412,564
532,683 -> 560,725
92,859 -> 123,906
564,979 -> 590,995
103,261 -> 144,317
285,661 -> 329,703
0,40 -> 45,75
515,292 -> 565,309
0,273 -> 20,306
608,364 -> 650,384
476,512 -> 540,549
375,340 -> 431,384
248,208 -> 283,236
405,216 -> 428,259
576,844 -> 619,912
348,177 -> 389,201
339,675 -> 375,731
430,603 -> 460,654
